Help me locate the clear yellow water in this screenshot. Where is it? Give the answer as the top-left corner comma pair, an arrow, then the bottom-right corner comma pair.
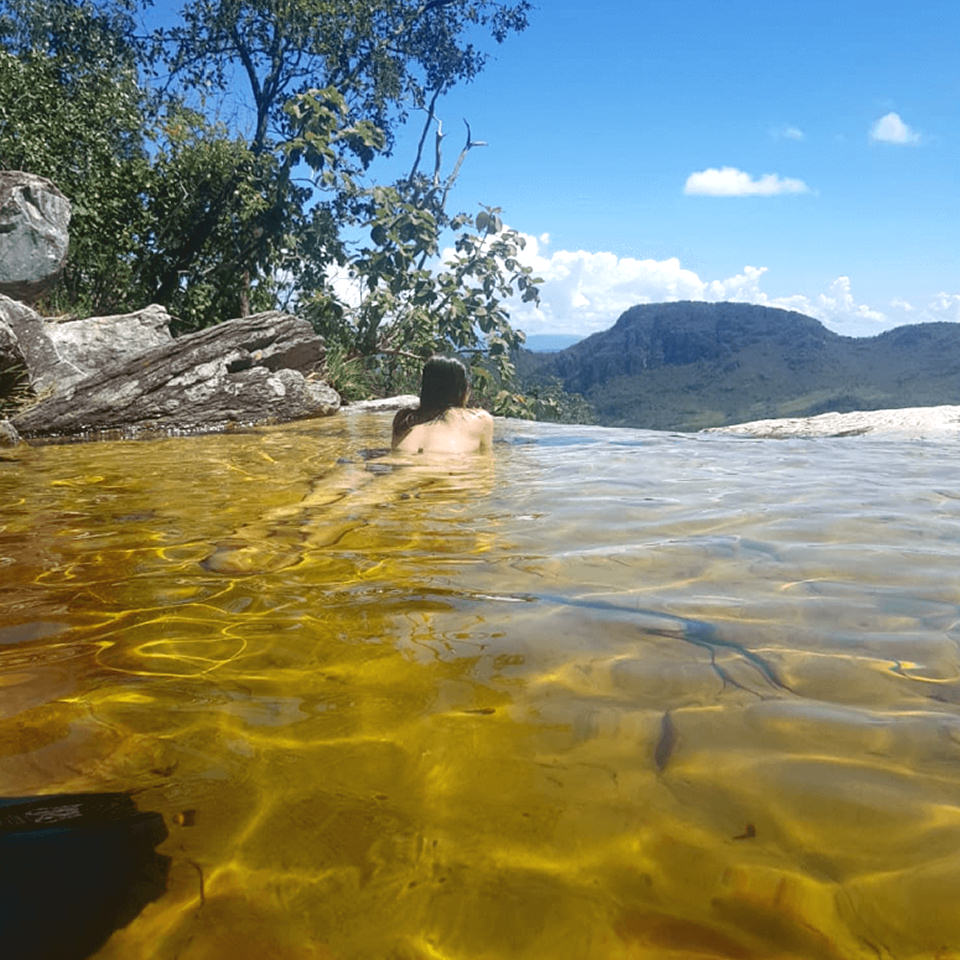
3,413 -> 960,959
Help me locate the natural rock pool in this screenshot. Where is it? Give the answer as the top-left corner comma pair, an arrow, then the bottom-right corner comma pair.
3,413 -> 960,959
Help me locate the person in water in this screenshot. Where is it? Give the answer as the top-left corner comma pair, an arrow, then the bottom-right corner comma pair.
392,356 -> 493,454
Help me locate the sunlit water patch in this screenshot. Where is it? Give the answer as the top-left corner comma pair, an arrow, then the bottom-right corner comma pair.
2,414 -> 960,958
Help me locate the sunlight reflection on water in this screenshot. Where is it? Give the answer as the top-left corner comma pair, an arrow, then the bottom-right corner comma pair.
2,413 -> 960,958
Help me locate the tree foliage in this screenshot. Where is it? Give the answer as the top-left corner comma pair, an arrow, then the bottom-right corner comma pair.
0,0 -> 148,312
0,0 -> 580,414
159,0 -> 531,154
151,0 -> 536,345
290,88 -> 541,409
139,109 -> 298,329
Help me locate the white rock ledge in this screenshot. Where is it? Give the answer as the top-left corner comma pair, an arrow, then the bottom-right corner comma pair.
705,405 -> 960,440
341,395 -> 418,412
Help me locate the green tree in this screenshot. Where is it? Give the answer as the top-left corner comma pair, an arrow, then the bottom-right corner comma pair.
0,0 -> 149,313
149,0 -> 533,328
136,109 -> 296,329
515,375 -> 595,423
1,0 -> 551,412
160,0 -> 531,155
283,81 -> 542,408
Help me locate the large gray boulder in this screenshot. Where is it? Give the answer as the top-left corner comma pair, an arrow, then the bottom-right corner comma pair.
0,296 -> 175,395
12,311 -> 340,439
0,172 -> 71,301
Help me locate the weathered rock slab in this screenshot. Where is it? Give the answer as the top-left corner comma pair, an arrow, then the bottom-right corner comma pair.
0,296 -> 175,395
12,311 -> 339,439
705,405 -> 960,439
0,172 -> 71,301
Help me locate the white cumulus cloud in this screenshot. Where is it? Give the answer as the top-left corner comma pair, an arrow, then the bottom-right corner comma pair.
771,125 -> 805,141
870,112 -> 920,145
812,276 -> 888,328
890,298 -> 915,313
684,166 -> 810,196
502,235 -> 897,338
923,293 -> 960,322
885,293 -> 960,324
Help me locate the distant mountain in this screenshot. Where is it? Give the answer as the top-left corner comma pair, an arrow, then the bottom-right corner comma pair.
522,333 -> 583,353
518,301 -> 960,431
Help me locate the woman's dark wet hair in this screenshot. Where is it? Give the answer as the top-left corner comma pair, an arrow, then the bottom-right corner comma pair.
418,355 -> 469,413
392,355 -> 470,445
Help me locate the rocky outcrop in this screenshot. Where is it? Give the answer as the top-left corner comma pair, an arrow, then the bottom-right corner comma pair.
11,311 -> 339,439
0,172 -> 71,302
0,173 -> 341,441
0,296 -> 174,395
705,405 -> 960,439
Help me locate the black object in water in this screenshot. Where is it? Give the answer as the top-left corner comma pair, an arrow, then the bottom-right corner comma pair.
0,792 -> 170,960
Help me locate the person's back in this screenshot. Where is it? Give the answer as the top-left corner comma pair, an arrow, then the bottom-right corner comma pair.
393,406 -> 492,454
391,356 -> 493,455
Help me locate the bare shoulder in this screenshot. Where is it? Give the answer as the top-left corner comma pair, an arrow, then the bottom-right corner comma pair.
459,408 -> 492,423
460,407 -> 494,451
392,406 -> 493,455
460,408 -> 494,434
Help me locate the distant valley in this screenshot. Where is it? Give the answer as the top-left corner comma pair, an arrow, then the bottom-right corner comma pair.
518,301 -> 960,431
522,333 -> 583,353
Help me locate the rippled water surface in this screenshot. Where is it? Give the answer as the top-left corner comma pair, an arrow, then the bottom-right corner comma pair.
3,413 -> 960,959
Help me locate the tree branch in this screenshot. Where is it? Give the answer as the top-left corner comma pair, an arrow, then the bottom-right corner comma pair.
432,116 -> 444,189
230,24 -> 266,150
441,119 -> 485,210
406,85 -> 443,184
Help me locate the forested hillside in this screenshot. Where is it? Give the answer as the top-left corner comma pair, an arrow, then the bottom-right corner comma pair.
519,301 -> 960,430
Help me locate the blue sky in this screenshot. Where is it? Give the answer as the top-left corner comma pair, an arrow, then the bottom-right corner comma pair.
373,0 -> 959,338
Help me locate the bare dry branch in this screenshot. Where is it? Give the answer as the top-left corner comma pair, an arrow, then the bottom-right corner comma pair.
406,86 -> 443,183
